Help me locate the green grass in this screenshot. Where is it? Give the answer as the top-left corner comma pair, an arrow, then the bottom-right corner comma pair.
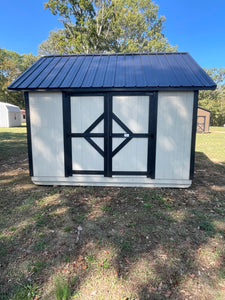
196,126 -> 225,163
55,277 -> 71,300
0,126 -> 27,161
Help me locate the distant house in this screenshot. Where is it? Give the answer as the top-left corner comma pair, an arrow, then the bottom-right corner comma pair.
197,107 -> 211,133
0,102 -> 21,127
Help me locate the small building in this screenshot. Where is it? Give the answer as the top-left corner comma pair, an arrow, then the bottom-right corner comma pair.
8,53 -> 216,188
0,102 -> 21,127
197,107 -> 211,133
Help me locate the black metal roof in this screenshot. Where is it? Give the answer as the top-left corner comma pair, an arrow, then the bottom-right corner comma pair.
8,53 -> 216,91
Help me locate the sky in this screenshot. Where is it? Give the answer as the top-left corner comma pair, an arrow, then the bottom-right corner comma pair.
0,0 -> 224,69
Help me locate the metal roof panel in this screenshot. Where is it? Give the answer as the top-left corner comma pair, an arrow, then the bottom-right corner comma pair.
38,57 -> 63,88
103,55 -> 117,87
60,56 -> 81,88
92,55 -> 109,87
114,55 -> 126,87
8,53 -> 216,91
125,55 -> 136,87
71,55 -> 93,88
81,55 -> 101,87
28,57 -> 59,88
46,56 -> 70,88
133,55 -> 147,87
17,57 -> 54,89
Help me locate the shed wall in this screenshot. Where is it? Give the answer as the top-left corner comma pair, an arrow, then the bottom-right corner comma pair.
0,104 -> 8,127
29,91 -> 194,187
8,111 -> 21,127
29,92 -> 64,176
155,91 -> 194,180
197,107 -> 210,132
0,103 -> 21,127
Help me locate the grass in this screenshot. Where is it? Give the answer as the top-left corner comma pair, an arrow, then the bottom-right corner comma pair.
0,126 -> 27,162
55,277 -> 71,300
0,126 -> 225,299
196,126 -> 225,163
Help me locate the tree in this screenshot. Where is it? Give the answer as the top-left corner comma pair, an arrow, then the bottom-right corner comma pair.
0,48 -> 37,108
199,68 -> 225,126
39,0 -> 177,55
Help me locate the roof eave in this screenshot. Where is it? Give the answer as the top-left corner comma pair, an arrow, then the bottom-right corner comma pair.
7,85 -> 217,93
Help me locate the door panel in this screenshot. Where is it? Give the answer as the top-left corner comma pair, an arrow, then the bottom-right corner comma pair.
112,138 -> 126,151
71,96 -> 104,132
112,95 -> 149,174
113,96 -> 149,133
112,120 -> 126,134
113,138 -> 148,172
72,138 -> 104,171
91,120 -> 104,133
71,96 -> 104,173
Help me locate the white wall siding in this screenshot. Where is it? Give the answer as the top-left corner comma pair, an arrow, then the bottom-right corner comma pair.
8,111 -> 21,127
0,104 -> 8,127
0,102 -> 21,127
155,91 -> 194,180
29,92 -> 64,177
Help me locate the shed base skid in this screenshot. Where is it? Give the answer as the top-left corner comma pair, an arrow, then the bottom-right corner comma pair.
32,176 -> 191,188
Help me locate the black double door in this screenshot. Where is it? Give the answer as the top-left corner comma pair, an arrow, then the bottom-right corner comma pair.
63,93 -> 157,178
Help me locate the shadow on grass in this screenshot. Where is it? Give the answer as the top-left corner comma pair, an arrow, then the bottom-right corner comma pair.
0,152 -> 225,299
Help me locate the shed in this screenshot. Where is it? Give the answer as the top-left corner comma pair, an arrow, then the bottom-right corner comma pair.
197,107 -> 211,133
8,52 -> 216,188
0,102 -> 21,127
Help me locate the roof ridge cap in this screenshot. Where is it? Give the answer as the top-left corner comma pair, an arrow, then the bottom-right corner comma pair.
41,52 -> 188,58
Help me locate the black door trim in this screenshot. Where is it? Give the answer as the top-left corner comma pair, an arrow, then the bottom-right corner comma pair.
62,92 -> 72,177
24,92 -> 34,177
147,92 -> 158,178
190,91 -> 198,180
63,92 -> 158,178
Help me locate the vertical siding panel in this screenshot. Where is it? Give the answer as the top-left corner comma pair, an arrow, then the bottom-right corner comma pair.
155,91 -> 194,180
29,92 -> 64,176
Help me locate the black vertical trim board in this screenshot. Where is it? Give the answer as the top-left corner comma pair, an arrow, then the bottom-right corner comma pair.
24,92 -> 33,176
147,92 -> 158,178
190,91 -> 199,180
104,94 -> 112,177
62,92 -> 72,177
108,95 -> 113,176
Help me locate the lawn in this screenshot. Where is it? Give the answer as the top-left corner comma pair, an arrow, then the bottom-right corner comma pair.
196,127 -> 225,163
0,126 -> 225,300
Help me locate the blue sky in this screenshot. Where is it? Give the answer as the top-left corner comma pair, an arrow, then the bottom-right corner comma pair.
0,0 -> 224,69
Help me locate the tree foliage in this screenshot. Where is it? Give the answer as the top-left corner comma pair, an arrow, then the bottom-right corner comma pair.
39,0 -> 177,55
199,68 -> 225,126
0,48 -> 37,108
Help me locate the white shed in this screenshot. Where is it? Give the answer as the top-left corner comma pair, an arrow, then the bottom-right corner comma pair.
0,102 -> 21,127
8,53 -> 216,188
